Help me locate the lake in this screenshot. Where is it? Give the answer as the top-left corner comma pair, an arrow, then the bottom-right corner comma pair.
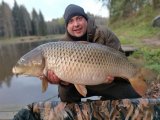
0,40 -> 60,106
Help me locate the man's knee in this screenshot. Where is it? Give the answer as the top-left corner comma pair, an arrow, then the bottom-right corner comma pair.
113,79 -> 141,98
58,84 -> 81,102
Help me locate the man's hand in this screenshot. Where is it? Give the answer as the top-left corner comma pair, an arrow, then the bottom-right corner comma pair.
106,76 -> 114,84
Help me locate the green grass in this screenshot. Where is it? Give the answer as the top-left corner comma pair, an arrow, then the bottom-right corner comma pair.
110,6 -> 159,41
109,5 -> 160,74
131,47 -> 160,73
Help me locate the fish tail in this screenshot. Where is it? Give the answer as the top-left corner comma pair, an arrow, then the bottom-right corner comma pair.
129,68 -> 148,97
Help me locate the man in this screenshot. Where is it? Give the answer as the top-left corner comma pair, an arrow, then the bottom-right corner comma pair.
47,4 -> 141,102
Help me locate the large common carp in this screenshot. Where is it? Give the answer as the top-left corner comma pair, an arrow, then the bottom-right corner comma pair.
12,41 -> 147,97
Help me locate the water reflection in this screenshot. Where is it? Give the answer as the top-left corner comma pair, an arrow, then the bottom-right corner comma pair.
0,40 -> 59,105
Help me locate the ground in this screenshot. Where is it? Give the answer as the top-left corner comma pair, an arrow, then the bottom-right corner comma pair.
143,37 -> 160,46
142,36 -> 160,98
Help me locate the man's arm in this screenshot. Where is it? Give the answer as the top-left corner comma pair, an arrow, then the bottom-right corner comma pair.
94,26 -> 124,52
103,28 -> 123,52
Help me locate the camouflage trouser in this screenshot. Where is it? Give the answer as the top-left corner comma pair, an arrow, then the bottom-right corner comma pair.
24,98 -> 160,120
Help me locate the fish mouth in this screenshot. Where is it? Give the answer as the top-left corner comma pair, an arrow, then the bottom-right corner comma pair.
12,67 -> 20,76
12,67 -> 16,74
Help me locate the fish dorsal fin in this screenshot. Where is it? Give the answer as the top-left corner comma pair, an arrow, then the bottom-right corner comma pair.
40,75 -> 48,93
74,84 -> 87,97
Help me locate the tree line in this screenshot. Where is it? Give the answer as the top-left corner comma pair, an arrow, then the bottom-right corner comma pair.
0,1 -> 66,38
99,0 -> 160,22
0,1 -> 48,38
0,1 -> 109,39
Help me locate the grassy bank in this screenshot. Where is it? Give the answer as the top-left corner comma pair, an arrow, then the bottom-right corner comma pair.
110,6 -> 159,44
109,5 -> 160,74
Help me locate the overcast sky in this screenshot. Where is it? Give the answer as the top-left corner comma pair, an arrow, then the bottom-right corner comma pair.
0,0 -> 109,21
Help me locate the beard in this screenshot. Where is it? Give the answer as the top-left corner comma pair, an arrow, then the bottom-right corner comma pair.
67,31 -> 87,41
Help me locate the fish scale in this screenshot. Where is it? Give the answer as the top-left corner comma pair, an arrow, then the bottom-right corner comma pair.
12,41 -> 148,97
40,42 -> 135,84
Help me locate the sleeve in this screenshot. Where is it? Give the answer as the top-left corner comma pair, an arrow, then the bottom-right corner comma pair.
95,27 -> 124,52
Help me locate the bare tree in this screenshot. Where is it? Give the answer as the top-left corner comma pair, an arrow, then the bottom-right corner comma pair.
152,0 -> 160,9
99,0 -> 153,21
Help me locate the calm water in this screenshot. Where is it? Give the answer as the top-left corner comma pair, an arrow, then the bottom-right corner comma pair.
0,40 -> 60,106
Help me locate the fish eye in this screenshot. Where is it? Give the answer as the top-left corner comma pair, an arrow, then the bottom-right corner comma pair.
20,58 -> 25,63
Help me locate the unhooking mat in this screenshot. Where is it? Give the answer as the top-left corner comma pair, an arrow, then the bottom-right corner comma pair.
16,98 -> 160,120
12,74 -> 160,120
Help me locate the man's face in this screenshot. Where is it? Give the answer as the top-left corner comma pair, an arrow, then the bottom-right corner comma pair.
67,16 -> 87,37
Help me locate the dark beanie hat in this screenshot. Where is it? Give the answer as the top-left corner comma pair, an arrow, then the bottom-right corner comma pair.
63,4 -> 88,25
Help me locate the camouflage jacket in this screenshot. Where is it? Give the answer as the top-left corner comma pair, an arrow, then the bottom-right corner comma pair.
62,17 -> 123,52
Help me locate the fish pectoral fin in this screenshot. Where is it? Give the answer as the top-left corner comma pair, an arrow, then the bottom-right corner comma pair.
40,76 -> 48,93
74,84 -> 87,97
